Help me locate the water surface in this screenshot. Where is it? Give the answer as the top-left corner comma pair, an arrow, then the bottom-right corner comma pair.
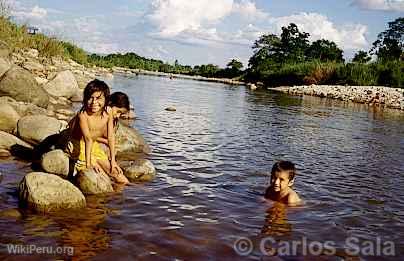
1,74 -> 404,260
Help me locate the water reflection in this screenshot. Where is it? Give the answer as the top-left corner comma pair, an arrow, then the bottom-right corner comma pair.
261,202 -> 292,237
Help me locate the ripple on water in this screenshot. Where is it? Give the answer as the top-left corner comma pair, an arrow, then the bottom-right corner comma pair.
1,75 -> 404,259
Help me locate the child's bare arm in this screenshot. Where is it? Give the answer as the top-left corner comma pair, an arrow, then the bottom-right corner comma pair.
78,113 -> 93,169
107,113 -> 122,174
96,137 -> 108,145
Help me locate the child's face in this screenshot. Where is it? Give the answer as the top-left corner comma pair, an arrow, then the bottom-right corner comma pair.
111,106 -> 128,119
87,91 -> 106,113
271,171 -> 293,193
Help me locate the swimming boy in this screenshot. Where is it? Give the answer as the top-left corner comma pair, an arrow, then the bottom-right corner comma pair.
265,161 -> 302,205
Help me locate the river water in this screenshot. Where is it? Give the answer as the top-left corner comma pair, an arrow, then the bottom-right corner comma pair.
1,74 -> 404,260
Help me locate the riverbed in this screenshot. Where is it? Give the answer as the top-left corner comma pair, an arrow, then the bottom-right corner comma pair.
1,74 -> 403,260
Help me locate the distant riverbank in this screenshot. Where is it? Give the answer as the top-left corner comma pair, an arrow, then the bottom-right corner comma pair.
269,85 -> 404,111
110,67 -> 246,86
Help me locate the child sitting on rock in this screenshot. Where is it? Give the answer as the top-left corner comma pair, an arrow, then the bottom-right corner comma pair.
67,79 -> 128,184
265,160 -> 302,205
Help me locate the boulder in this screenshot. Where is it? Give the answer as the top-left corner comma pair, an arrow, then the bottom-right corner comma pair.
0,66 -> 49,108
0,103 -> 20,133
0,57 -> 11,77
0,96 -> 48,117
17,115 -> 61,145
0,40 -> 10,58
123,159 -> 156,182
41,149 -> 69,178
76,169 -> 114,195
44,70 -> 79,98
19,172 -> 86,213
0,131 -> 33,150
115,122 -> 151,160
22,60 -> 45,73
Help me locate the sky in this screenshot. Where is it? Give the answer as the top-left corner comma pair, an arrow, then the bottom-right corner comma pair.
6,0 -> 403,67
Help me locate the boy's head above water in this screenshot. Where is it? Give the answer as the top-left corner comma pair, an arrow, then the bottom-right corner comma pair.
270,160 -> 296,192
265,160 -> 301,205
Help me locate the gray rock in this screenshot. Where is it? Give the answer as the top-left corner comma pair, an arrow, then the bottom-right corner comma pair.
115,122 -> 151,160
123,159 -> 156,182
0,40 -> 10,58
17,115 -> 61,145
0,103 -> 20,133
0,131 -> 33,150
22,60 -> 45,72
41,149 -> 69,178
0,57 -> 11,78
44,70 -> 79,98
165,106 -> 176,111
0,66 -> 49,108
19,172 -> 86,213
76,169 -> 114,195
0,96 -> 47,117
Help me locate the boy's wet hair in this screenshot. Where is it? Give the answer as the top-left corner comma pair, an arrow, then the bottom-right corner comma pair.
82,79 -> 110,113
109,92 -> 130,111
271,160 -> 296,181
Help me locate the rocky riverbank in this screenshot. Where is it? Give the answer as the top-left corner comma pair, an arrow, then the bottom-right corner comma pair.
111,67 -> 246,86
0,41 -> 156,213
269,85 -> 404,110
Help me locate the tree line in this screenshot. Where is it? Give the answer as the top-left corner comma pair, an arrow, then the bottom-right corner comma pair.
86,17 -> 403,87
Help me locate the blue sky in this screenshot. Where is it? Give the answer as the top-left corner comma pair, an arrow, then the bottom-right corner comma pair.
7,0 -> 403,67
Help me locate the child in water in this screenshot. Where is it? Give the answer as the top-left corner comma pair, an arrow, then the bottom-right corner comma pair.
68,80 -> 128,184
265,161 -> 301,205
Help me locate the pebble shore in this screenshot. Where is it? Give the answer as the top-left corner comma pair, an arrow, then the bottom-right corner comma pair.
268,85 -> 404,110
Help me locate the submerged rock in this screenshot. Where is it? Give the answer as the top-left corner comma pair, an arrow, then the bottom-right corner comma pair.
19,172 -> 86,213
165,106 -> 176,112
17,115 -> 61,145
76,169 -> 114,195
0,66 -> 49,108
41,149 -> 70,178
115,122 -> 151,160
123,159 -> 156,182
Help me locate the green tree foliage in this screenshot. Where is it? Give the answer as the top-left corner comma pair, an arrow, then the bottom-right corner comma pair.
227,59 -> 243,71
306,39 -> 344,62
279,23 -> 310,62
371,17 -> 403,61
352,50 -> 371,63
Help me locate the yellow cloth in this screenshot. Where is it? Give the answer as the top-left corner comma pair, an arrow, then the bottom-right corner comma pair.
67,139 -> 108,172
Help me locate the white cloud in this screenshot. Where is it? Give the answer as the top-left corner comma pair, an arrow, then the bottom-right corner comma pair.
352,0 -> 404,11
232,0 -> 268,20
12,5 -> 47,21
273,12 -> 368,50
148,0 -> 233,37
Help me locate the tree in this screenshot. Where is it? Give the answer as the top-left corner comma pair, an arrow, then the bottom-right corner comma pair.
306,39 -> 344,62
248,33 -> 282,68
279,23 -> 310,62
352,50 -> 371,63
371,17 -> 403,61
227,59 -> 243,71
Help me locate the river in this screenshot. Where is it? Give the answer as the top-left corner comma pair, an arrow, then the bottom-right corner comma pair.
1,74 -> 403,260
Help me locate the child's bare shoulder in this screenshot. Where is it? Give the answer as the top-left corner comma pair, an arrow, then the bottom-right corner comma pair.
287,190 -> 302,205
